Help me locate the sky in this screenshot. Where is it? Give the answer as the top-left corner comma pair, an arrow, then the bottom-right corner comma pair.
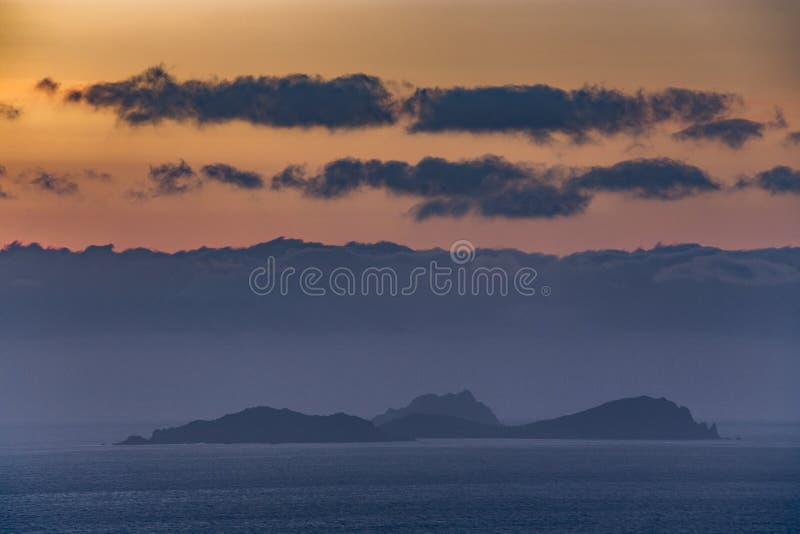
0,0 -> 798,254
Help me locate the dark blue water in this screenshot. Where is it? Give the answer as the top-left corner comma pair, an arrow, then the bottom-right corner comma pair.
1,423 -> 799,533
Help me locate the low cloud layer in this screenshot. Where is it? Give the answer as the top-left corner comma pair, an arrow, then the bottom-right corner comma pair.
272,156 -> 725,219
1,239 -> 797,422
64,66 -> 396,128
403,85 -> 738,142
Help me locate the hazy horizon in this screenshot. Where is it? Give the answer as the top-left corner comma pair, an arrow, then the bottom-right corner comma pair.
2,239 -> 797,424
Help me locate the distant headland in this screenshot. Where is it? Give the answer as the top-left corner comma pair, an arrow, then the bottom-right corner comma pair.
117,393 -> 719,445
118,407 -> 401,445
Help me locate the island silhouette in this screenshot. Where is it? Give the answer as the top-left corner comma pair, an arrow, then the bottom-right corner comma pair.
118,393 -> 719,445
373,390 -> 500,427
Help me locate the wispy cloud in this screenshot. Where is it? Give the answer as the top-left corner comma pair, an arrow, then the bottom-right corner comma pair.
0,103 -> 21,120
143,160 -> 200,196
29,172 -> 79,196
34,78 -> 60,94
130,160 -> 265,198
737,166 -> 800,195
201,163 -> 264,190
673,118 -> 764,149
672,108 -> 788,149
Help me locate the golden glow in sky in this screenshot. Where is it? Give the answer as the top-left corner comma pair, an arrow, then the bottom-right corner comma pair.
1,0 -> 798,253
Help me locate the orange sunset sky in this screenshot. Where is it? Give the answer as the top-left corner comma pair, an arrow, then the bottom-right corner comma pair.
0,0 -> 798,253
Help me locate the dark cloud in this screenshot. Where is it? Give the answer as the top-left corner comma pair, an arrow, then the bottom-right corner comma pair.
672,118 -> 764,149
273,156 -> 536,199
408,156 -> 536,197
0,103 -> 21,120
302,158 -> 410,198
403,85 -> 737,142
3,168 -> 110,198
646,88 -> 739,123
410,184 -> 590,220
569,158 -> 721,200
273,156 -> 724,218
57,67 -> 757,143
201,163 -> 264,190
145,160 -> 200,196
270,165 -> 307,191
740,166 -> 800,195
785,131 -> 800,145
477,185 -> 590,219
35,78 -> 60,94
410,198 -> 473,219
29,172 -> 79,196
405,158 -> 588,219
65,65 -> 397,128
133,160 -> 266,198
269,156 -> 591,220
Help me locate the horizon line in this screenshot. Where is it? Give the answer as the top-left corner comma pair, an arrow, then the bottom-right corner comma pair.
4,236 -> 800,258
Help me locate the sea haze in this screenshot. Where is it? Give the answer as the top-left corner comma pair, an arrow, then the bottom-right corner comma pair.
0,240 -> 798,423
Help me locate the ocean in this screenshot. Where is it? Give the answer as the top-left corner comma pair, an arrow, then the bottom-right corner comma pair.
1,422 -> 798,533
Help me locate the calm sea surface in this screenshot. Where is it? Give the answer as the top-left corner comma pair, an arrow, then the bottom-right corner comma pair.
1,422 -> 798,533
